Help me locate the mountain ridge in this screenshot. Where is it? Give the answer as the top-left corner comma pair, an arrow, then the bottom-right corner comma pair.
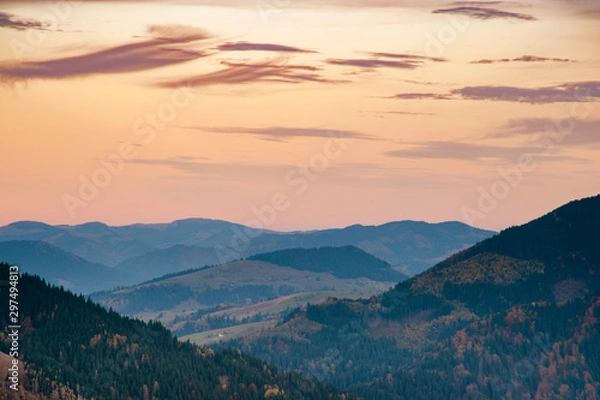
230,195 -> 600,399
0,240 -> 134,294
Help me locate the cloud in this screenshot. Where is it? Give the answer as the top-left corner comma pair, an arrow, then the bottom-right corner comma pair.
454,81 -> 600,103
127,158 -> 287,179
359,110 -> 437,119
389,92 -> 453,100
495,118 -> 600,146
327,58 -> 420,69
180,126 -> 373,141
368,52 -> 448,63
0,25 -> 212,83
217,41 -> 317,53
470,55 -> 574,64
385,111 -> 437,116
432,6 -> 536,21
386,118 -> 600,163
386,141 -> 545,162
328,52 -> 447,71
390,81 -> 600,103
0,12 -> 46,30
156,58 -> 345,88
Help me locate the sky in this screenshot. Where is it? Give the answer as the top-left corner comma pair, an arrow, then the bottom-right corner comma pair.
0,0 -> 599,232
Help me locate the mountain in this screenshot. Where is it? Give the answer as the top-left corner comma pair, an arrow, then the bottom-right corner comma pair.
230,220 -> 495,275
0,240 -> 134,294
91,246 -> 398,315
115,218 -> 272,248
0,263 -> 354,400
248,246 -> 407,281
409,194 -> 600,312
0,219 -> 494,279
114,244 -> 222,283
229,195 -> 600,399
91,246 -> 403,342
0,221 -> 153,266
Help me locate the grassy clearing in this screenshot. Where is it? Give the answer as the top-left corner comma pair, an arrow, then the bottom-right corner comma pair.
181,321 -> 278,346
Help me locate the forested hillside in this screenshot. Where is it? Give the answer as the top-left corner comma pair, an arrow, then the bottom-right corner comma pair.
0,263 -> 354,400
231,195 -> 600,399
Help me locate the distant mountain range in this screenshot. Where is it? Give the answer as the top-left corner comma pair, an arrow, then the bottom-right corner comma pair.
228,195 -> 600,399
0,241 -> 134,294
0,218 -> 494,293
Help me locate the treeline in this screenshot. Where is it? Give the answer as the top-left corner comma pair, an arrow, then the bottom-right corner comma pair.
0,263 -> 356,400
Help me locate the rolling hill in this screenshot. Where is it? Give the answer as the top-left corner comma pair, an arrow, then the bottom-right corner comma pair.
248,245 -> 407,281
114,244 -> 222,283
92,246 -> 402,342
230,195 -> 600,399
0,240 -> 134,294
93,246 -> 401,313
0,263 -> 354,400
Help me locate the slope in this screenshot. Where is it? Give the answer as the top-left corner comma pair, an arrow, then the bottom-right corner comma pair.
0,263 -> 354,400
92,259 -> 393,315
0,240 -> 134,294
114,244 -> 222,283
0,221 -> 153,266
231,195 -> 600,399
248,245 -> 408,281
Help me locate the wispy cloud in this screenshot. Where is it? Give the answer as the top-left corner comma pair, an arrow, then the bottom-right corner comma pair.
470,55 -> 574,64
385,111 -> 437,116
386,141 -> 546,162
156,58 -> 345,88
327,58 -> 420,70
368,52 -> 448,63
494,118 -> 600,146
454,82 -> 600,103
0,25 -> 212,83
389,92 -> 453,100
180,126 -> 373,141
328,52 -> 446,72
390,81 -> 600,103
432,6 -> 536,21
0,12 -> 46,30
217,41 -> 317,53
127,158 -> 284,179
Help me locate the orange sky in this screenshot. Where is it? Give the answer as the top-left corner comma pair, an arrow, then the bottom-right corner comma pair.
0,0 -> 599,231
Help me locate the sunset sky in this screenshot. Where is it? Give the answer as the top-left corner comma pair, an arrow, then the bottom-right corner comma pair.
0,0 -> 599,231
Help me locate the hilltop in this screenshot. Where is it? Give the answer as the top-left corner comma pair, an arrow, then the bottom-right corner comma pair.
231,195 -> 600,399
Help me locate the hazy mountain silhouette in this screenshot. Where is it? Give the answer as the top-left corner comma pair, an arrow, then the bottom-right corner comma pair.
0,240 -> 134,293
